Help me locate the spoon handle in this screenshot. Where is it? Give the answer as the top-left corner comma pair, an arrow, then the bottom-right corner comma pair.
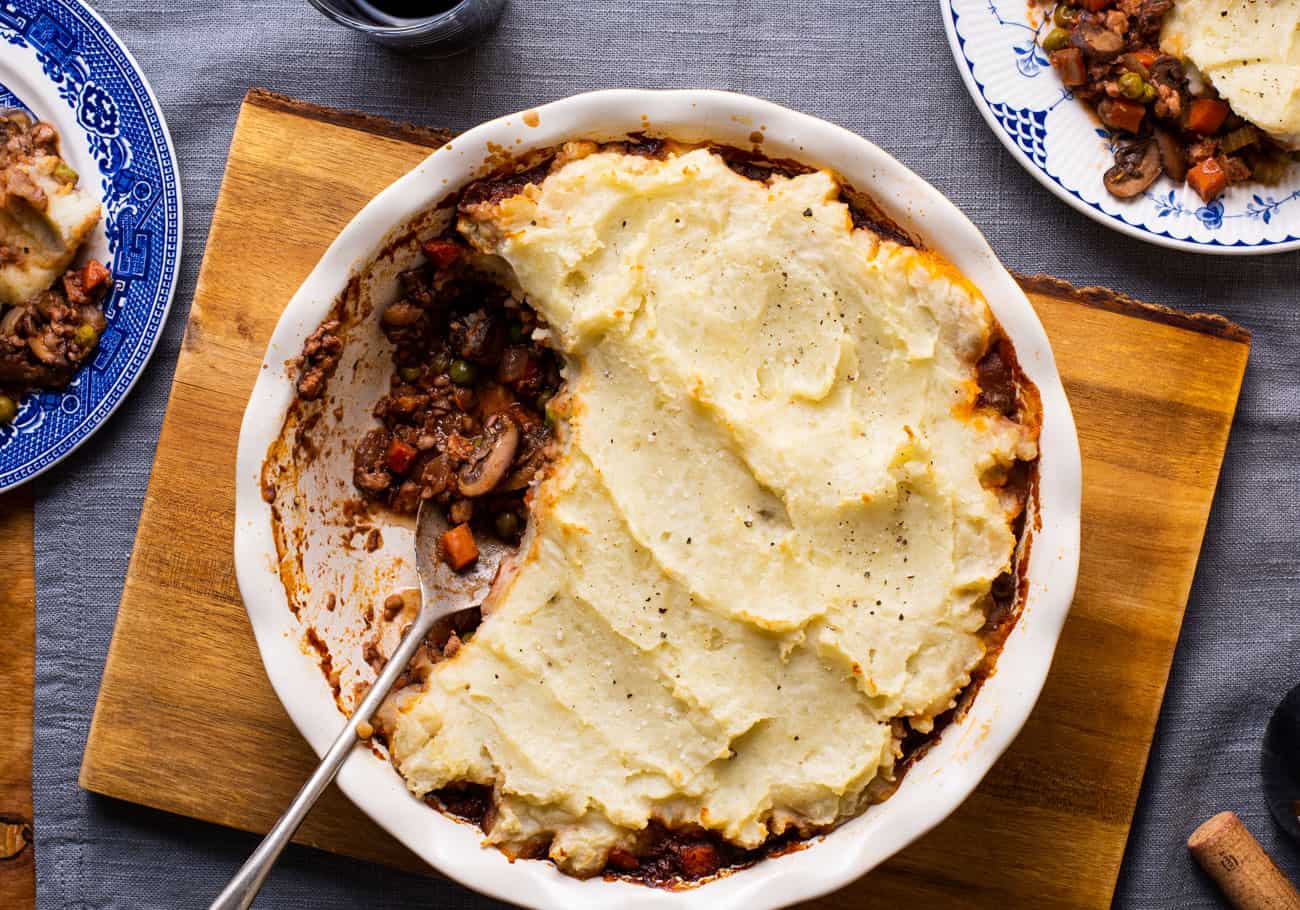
209,611 -> 434,910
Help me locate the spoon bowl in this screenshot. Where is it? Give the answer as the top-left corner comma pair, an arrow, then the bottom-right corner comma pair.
416,505 -> 511,610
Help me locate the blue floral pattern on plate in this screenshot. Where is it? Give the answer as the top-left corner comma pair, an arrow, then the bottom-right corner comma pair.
941,0 -> 1300,254
0,0 -> 182,490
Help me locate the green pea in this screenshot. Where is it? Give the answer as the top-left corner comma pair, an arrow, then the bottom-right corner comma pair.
0,395 -> 15,423
449,359 -> 477,386
74,323 -> 98,347
1053,4 -> 1080,27
399,366 -> 421,383
1140,83 -> 1157,104
494,511 -> 520,539
1119,72 -> 1147,100
1041,27 -> 1071,52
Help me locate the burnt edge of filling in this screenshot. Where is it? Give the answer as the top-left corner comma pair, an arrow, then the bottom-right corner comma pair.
286,137 -> 1041,889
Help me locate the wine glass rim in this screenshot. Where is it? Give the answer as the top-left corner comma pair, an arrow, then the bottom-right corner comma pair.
306,0 -> 472,34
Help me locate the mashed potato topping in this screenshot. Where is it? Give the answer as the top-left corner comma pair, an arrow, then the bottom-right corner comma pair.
0,136 -> 100,307
1161,0 -> 1300,149
389,146 -> 1037,876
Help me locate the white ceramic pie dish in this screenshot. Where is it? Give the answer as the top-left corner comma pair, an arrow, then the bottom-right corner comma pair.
233,88 -> 1082,910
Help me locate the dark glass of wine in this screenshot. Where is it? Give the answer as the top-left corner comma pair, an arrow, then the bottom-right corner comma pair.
356,0 -> 462,20
307,0 -> 507,56
365,1 -> 459,14
1263,683 -> 1300,843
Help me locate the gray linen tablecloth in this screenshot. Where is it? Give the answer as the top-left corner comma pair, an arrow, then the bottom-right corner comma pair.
29,1 -> 1300,907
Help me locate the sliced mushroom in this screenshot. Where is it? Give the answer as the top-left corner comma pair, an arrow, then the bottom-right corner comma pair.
457,413 -> 519,497
1149,55 -> 1185,89
27,331 -> 61,364
32,291 -> 59,318
1071,22 -> 1124,60
1104,140 -> 1163,198
501,453 -> 542,492
0,304 -> 23,337
381,300 -> 423,327
5,166 -> 46,211
1133,0 -> 1175,41
1117,53 -> 1151,80
1,108 -> 32,129
1153,127 -> 1187,183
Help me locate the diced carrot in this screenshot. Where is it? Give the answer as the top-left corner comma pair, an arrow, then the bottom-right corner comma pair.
1187,98 -> 1229,135
1050,48 -> 1087,87
422,239 -> 461,269
1099,98 -> 1146,134
440,523 -> 479,571
81,259 -> 110,291
1187,158 -> 1229,202
606,848 -> 640,872
678,843 -> 720,879
1077,0 -> 1113,10
1132,49 -> 1159,68
385,438 -> 417,474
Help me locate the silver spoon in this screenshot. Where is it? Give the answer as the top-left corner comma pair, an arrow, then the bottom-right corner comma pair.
210,505 -> 509,909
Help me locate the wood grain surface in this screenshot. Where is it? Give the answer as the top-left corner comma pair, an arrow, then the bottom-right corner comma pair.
79,88 -> 1250,909
0,489 -> 36,910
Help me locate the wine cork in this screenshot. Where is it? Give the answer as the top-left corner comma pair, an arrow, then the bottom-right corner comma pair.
1188,811 -> 1300,910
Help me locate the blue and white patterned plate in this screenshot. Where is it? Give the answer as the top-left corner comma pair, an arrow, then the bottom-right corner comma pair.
941,0 -> 1300,255
0,0 -> 181,491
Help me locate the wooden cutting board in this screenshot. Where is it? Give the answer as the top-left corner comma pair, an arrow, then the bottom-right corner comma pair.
79,89 -> 1250,910
0,489 -> 35,910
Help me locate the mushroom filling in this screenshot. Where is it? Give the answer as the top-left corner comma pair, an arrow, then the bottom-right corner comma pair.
1039,0 -> 1298,203
347,237 -> 562,547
